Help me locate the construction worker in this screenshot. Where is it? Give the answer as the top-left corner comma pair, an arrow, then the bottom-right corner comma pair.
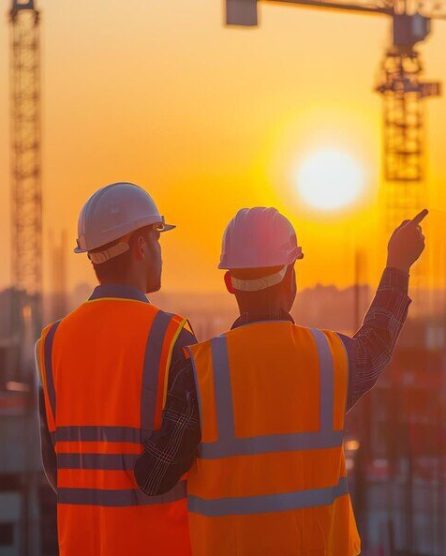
36,182 -> 195,556
135,206 -> 427,555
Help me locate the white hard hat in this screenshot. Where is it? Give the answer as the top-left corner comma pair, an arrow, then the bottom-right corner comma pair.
74,182 -> 174,261
219,207 -> 303,271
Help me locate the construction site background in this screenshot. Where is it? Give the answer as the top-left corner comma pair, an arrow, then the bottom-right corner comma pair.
0,283 -> 445,556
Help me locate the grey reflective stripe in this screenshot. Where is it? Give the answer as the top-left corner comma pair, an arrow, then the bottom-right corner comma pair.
57,453 -> 138,470
52,425 -> 141,443
200,430 -> 343,459
189,477 -> 349,517
211,336 -> 235,441
196,327 -> 342,459
309,328 -> 334,431
58,480 -> 187,507
140,311 -> 173,437
43,321 -> 60,418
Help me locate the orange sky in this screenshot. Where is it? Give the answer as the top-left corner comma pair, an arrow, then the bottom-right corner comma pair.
1,0 -> 445,293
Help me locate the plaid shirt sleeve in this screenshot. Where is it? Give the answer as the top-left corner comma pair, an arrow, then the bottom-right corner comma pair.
134,361 -> 200,495
342,266 -> 411,411
134,266 -> 411,496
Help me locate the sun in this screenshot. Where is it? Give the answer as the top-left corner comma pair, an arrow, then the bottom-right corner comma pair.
296,149 -> 365,211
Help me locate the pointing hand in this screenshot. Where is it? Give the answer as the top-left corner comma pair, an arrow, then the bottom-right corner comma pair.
387,209 -> 428,273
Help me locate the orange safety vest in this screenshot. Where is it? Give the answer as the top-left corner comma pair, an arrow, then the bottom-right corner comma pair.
186,321 -> 361,556
36,289 -> 192,556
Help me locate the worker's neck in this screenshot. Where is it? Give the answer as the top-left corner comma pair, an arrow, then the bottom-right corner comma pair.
235,296 -> 290,317
99,275 -> 146,294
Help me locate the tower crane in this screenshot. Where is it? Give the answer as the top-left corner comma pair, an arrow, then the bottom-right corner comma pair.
226,0 -> 444,237
7,5 -> 43,554
9,0 -> 42,362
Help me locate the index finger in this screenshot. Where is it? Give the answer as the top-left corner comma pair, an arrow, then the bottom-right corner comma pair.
411,209 -> 429,225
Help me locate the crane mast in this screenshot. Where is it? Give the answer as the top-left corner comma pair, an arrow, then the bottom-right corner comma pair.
376,14 -> 440,232
8,6 -> 43,552
9,0 -> 42,347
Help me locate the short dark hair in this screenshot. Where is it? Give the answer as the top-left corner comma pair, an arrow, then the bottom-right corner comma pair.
91,226 -> 153,283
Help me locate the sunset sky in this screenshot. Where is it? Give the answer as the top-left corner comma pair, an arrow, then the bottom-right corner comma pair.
1,0 -> 445,294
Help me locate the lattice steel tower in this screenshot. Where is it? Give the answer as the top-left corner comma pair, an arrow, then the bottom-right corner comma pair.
10,0 -> 42,340
376,14 -> 440,234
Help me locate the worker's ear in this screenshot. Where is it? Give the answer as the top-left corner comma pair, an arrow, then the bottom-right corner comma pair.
224,271 -> 236,294
132,234 -> 146,260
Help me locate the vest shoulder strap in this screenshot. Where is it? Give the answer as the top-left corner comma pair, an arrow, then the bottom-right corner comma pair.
36,320 -> 60,432
140,309 -> 189,432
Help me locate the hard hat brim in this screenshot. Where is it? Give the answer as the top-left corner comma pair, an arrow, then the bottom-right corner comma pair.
74,245 -> 87,254
159,223 -> 176,232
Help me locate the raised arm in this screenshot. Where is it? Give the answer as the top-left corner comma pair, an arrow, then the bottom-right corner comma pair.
342,209 -> 427,410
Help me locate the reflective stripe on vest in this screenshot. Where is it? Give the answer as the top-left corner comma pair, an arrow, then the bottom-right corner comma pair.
42,321 -> 60,420
58,480 -> 187,507
190,328 -> 343,461
41,306 -> 187,508
189,476 -> 349,517
141,309 -> 174,436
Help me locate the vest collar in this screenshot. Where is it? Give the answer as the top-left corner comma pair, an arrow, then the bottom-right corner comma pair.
89,284 -> 149,303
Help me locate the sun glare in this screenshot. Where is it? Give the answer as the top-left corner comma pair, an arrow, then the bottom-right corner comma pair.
296,149 -> 365,211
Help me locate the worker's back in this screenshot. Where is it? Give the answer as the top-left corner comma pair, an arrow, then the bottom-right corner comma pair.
186,320 -> 361,556
37,294 -> 191,556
